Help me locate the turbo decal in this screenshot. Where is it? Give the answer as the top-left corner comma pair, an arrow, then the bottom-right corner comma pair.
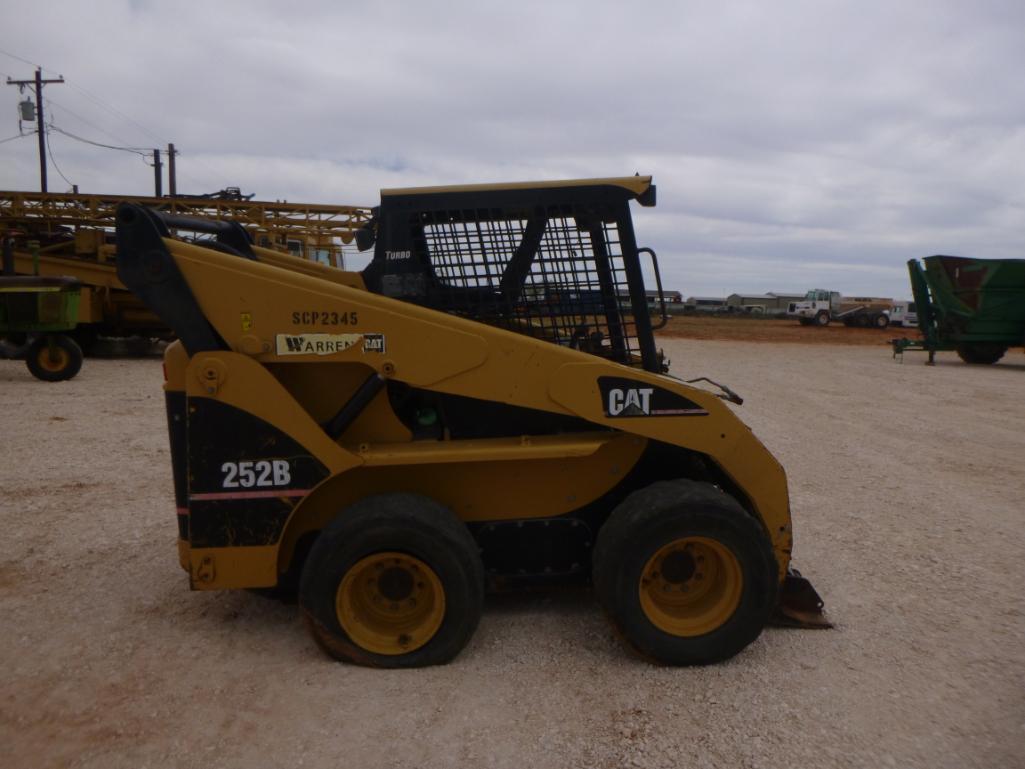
598,376 -> 709,418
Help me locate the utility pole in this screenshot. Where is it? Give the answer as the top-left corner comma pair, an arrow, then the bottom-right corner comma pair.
167,143 -> 177,196
152,148 -> 162,197
6,68 -> 65,192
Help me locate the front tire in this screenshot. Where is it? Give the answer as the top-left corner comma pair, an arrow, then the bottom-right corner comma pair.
593,480 -> 778,665
25,334 -> 83,381
299,493 -> 484,668
814,311 -> 830,327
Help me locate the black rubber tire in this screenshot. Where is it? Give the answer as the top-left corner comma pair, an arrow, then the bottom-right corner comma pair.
798,318 -> 812,326
956,343 -> 1007,365
25,334 -> 83,381
814,311 -> 830,327
299,493 -> 484,668
874,313 -> 890,329
593,479 -> 778,665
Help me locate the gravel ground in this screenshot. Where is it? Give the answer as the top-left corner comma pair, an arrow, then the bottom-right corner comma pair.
1,341 -> 1023,769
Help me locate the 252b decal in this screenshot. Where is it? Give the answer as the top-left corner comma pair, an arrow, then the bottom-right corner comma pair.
221,460 -> 292,489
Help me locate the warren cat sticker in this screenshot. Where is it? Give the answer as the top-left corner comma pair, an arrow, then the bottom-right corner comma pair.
276,333 -> 362,356
598,376 -> 709,418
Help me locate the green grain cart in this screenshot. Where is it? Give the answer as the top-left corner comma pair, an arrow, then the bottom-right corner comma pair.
892,255 -> 1025,365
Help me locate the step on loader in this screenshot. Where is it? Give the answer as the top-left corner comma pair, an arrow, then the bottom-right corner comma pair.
115,176 -> 829,668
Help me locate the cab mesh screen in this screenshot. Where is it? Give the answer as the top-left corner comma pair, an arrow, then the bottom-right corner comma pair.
418,208 -> 641,366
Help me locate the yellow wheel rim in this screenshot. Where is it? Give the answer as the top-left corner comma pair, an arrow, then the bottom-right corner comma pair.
37,346 -> 69,373
639,536 -> 743,637
336,552 -> 445,656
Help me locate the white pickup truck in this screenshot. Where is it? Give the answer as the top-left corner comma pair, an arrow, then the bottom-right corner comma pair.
888,300 -> 919,328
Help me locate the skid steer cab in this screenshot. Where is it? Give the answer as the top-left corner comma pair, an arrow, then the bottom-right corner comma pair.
115,176 -> 828,669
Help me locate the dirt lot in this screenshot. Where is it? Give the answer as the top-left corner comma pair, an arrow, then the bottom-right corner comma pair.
1,337 -> 1023,769
658,314 -> 921,345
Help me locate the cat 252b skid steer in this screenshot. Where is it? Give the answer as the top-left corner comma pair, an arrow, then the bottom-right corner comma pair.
115,176 -> 828,668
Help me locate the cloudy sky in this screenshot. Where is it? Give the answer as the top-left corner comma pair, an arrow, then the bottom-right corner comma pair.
2,0 -> 1023,298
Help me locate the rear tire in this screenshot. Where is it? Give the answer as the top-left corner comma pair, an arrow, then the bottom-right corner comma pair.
299,493 -> 484,668
956,343 -> 1007,365
25,334 -> 83,381
593,480 -> 778,665
874,313 -> 890,329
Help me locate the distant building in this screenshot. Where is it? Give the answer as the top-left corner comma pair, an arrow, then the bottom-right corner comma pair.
617,289 -> 683,303
684,296 -> 728,312
726,292 -> 804,316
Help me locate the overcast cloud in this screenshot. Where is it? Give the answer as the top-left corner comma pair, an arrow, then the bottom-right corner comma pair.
2,0 -> 1023,298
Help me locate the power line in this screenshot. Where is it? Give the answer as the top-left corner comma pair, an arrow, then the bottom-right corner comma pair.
44,127 -> 75,189
0,133 -> 31,145
44,96 -> 140,151
6,68 -> 64,192
0,47 -> 167,145
3,52 -> 180,195
0,48 -> 43,70
48,120 -> 161,182
48,124 -> 150,156
67,81 -> 168,145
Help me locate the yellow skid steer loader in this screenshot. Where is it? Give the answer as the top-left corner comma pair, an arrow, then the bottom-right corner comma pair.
115,176 -> 828,668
